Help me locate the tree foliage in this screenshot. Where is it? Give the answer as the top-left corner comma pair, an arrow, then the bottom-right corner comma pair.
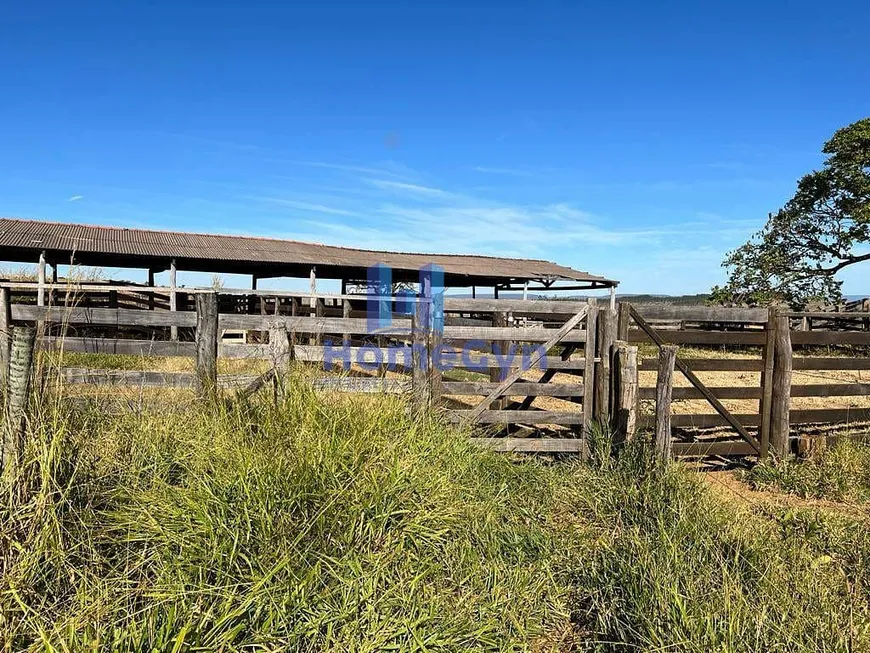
712,118 -> 870,308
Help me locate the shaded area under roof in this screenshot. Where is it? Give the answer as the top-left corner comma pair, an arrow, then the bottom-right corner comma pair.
0,218 -> 618,288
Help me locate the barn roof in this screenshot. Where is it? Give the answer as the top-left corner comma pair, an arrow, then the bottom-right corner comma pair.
0,218 -> 617,288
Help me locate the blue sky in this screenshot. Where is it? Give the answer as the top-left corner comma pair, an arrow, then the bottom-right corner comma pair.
1,0 -> 868,295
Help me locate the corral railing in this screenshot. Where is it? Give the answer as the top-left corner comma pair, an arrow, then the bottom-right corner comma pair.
0,285 -> 606,456
621,303 -> 870,459
5,283 -> 869,460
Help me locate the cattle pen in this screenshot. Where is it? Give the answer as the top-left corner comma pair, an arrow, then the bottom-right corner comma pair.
2,281 -> 870,462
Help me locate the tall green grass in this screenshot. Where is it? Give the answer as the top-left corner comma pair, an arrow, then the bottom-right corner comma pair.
0,377 -> 582,650
745,440 -> 870,502
572,434 -> 870,651
2,371 -> 870,651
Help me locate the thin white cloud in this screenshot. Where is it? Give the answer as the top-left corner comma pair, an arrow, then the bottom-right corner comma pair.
472,166 -> 533,177
255,197 -> 360,217
366,178 -> 451,198
67,195 -> 83,202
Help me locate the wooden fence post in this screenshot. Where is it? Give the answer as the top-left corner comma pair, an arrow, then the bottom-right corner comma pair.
655,345 -> 677,460
758,305 -> 777,459
430,312 -> 443,407
770,310 -> 793,458
490,311 -> 508,411
0,287 -> 11,392
411,303 -> 430,415
612,341 -> 638,442
2,326 -> 35,474
617,301 -> 631,340
582,299 -> 599,455
595,306 -> 617,424
195,292 -> 219,398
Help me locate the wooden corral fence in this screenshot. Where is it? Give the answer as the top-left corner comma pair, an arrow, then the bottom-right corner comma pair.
4,282 -> 870,462
0,284 -> 610,457
624,304 -> 870,459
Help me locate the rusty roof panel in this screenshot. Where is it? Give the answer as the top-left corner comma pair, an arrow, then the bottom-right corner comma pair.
0,218 -> 617,286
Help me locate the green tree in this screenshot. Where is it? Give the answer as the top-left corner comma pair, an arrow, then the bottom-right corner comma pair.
712,118 -> 870,308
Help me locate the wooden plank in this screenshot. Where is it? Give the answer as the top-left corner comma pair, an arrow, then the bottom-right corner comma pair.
41,336 -> 197,357
53,368 -> 257,389
470,437 -> 584,453
655,346 -> 677,459
785,311 -> 870,319
311,377 -> 411,393
791,331 -> 870,345
629,306 -> 761,453
791,408 -> 870,424
627,329 -> 766,345
449,410 -> 583,425
639,413 -> 761,428
13,305 -> 198,327
637,358 -> 764,372
13,305 -> 588,342
465,305 -> 589,422
671,441 -> 758,457
633,305 -> 768,322
56,368 -> 197,388
793,357 -> 870,370
518,344 -> 579,410
442,381 -> 583,396
443,298 -> 588,314
639,386 -> 761,400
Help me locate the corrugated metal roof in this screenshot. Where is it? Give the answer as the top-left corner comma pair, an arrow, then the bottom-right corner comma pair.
0,218 -> 617,286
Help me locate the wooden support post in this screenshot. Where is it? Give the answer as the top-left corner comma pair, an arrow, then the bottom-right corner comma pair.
289,298 -> 298,349
770,310 -> 793,458
613,341 -> 638,442
582,298 -> 598,452
169,259 -> 178,341
2,326 -> 35,475
594,307 -> 617,424
309,267 -> 317,308
617,301 -> 631,340
194,292 -> 219,399
342,298 -> 352,346
609,286 -> 616,310
522,281 -> 528,301
412,304 -> 430,415
758,305 -> 777,459
0,288 -> 10,392
655,345 -> 677,460
147,269 -> 155,310
37,251 -> 46,307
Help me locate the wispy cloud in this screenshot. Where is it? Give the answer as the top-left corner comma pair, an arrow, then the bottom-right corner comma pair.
67,195 -> 83,202
366,179 -> 452,198
255,197 -> 360,217
288,160 -> 415,180
472,166 -> 534,177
